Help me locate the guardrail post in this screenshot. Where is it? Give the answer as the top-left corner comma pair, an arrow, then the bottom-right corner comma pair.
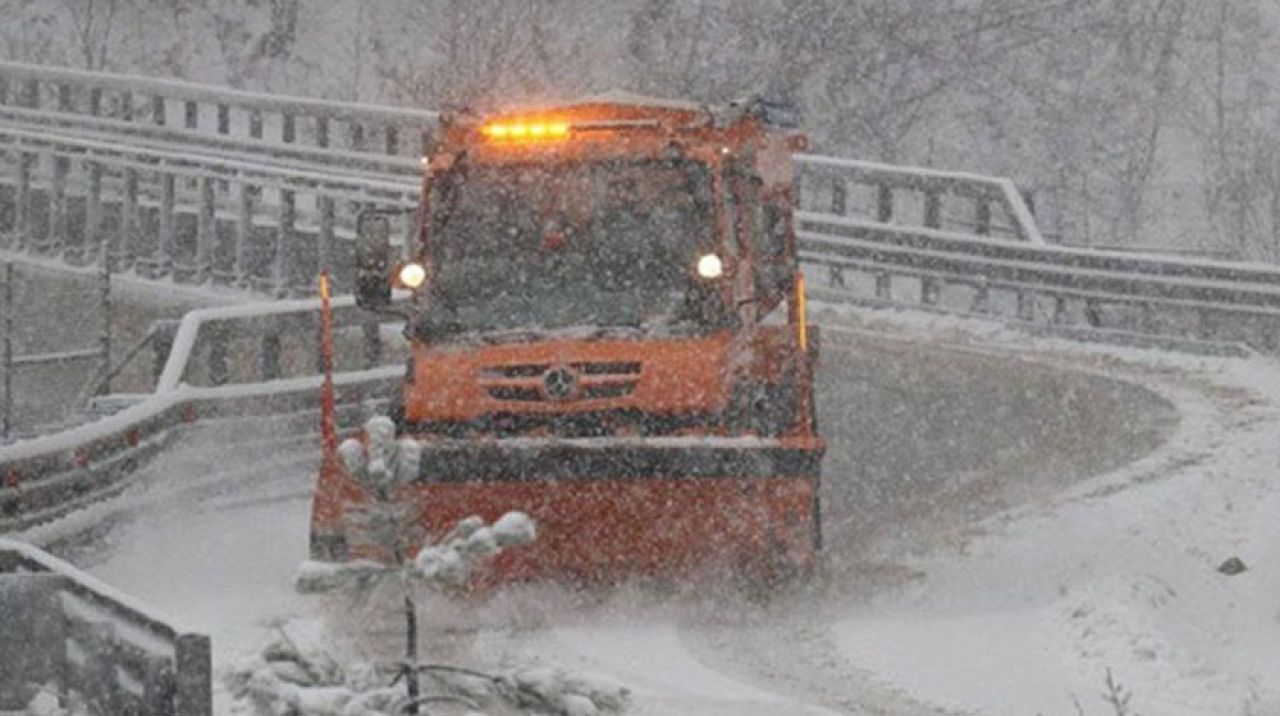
971,278 -> 990,314
1083,299 -> 1102,327
876,184 -> 893,222
1021,189 -> 1036,218
921,276 -> 941,305
13,151 -> 32,251
207,322 -> 229,386
81,160 -> 104,264
975,197 -> 991,235
140,172 -> 175,277
82,621 -> 124,713
282,113 -> 296,144
875,271 -> 892,300
0,75 -> 7,105
1140,303 -> 1155,334
0,573 -> 69,709
923,190 -> 941,229
260,329 -> 281,380
249,109 -> 263,139
216,104 -> 230,135
385,125 -> 399,155
1016,291 -> 1035,321
827,264 -> 845,288
21,78 -> 38,108
184,100 -> 198,130
363,317 -> 382,369
403,209 -> 416,254
40,154 -> 70,253
151,320 -> 178,385
143,655 -> 175,715
174,633 -> 212,716
98,251 -> 112,394
1263,320 -> 1279,353
118,167 -> 139,267
275,189 -> 296,295
151,95 -> 166,126
1197,308 -> 1213,340
315,116 -> 330,149
830,179 -> 846,215
195,176 -> 215,281
1051,295 -> 1067,324
349,122 -> 365,152
234,183 -> 253,286
317,195 -> 335,275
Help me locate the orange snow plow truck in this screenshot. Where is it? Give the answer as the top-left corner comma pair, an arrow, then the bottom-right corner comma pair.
311,94 -> 824,583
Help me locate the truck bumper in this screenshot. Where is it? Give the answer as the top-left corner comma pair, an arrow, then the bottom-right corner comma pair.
314,436 -> 823,584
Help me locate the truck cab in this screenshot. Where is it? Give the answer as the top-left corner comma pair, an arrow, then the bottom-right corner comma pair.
379,95 -> 814,439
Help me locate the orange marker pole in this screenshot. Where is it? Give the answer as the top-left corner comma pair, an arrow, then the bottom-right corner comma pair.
311,271 -> 346,544
318,272 -> 339,462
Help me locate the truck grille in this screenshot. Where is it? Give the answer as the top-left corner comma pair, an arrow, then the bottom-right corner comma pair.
480,361 -> 641,402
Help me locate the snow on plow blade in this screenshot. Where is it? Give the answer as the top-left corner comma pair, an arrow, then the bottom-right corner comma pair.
311,436 -> 823,584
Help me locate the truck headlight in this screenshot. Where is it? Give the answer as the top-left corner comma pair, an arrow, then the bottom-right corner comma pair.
697,253 -> 723,279
398,262 -> 426,289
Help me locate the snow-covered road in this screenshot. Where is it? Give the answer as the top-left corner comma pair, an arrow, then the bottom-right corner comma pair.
23,308 -> 1279,715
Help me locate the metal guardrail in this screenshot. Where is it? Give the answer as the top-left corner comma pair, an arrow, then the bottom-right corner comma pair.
0,59 -> 438,156
0,537 -> 211,714
0,294 -> 404,533
0,121 -> 419,295
796,212 -> 1280,354
0,58 -> 428,294
796,154 -> 1045,245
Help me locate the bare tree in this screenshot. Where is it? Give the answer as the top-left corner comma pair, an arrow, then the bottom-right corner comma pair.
61,0 -> 119,70
373,0 -> 561,110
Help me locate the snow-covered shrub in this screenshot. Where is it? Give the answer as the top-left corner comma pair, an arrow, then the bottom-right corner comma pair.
19,685 -> 90,716
225,622 -> 630,716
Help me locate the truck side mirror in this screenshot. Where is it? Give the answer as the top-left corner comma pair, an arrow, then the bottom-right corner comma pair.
355,212 -> 392,310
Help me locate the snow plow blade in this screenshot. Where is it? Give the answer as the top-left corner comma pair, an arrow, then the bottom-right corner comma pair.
311,436 -> 823,584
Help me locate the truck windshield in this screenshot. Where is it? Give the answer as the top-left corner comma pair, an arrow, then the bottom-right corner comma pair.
416,158 -> 722,339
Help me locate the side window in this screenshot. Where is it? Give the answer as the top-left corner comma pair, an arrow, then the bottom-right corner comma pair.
751,193 -> 793,301
762,202 -> 788,259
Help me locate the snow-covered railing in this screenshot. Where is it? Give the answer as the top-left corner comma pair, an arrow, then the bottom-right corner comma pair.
798,213 -> 1280,355
0,120 -> 419,294
0,59 -> 438,158
0,537 -> 211,714
0,295 -> 405,534
796,154 -> 1045,245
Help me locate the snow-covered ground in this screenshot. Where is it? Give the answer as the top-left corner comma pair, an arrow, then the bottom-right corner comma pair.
21,306 -> 1280,715
805,308 -> 1280,715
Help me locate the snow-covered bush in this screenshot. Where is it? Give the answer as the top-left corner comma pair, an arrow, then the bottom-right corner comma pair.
225,620 -> 630,716
18,685 -> 91,716
298,416 -> 537,593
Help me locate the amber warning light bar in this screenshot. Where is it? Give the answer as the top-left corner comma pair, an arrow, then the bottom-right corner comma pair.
481,120 -> 571,142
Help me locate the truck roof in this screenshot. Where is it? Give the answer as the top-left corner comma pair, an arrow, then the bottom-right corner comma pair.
443,92 -> 798,135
